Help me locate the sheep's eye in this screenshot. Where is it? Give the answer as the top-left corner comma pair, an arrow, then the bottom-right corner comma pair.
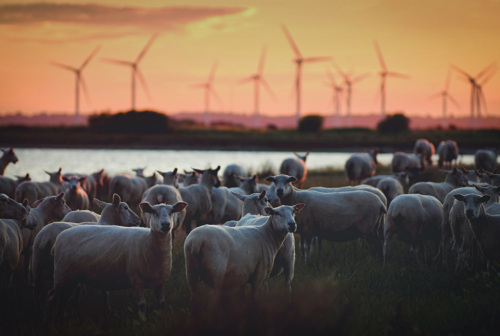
124,206 -> 129,210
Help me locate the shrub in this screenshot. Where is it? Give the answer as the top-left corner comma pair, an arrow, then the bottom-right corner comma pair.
377,113 -> 410,133
89,110 -> 172,133
298,114 -> 324,132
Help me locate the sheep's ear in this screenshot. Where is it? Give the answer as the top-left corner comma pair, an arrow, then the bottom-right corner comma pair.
62,176 -> 69,182
22,198 -> 29,207
252,175 -> 257,181
472,184 -> 484,192
139,202 -> 154,214
479,195 -> 491,204
156,170 -> 165,176
287,176 -> 298,183
57,192 -> 64,200
259,189 -> 267,200
192,168 -> 203,174
112,193 -> 121,206
264,207 -> 275,215
265,176 -> 276,183
57,168 -> 62,174
173,168 -> 178,175
453,194 -> 466,202
215,165 -> 221,173
93,198 -> 107,209
78,176 -> 87,184
172,202 -> 188,213
231,191 -> 245,201
294,203 -> 306,213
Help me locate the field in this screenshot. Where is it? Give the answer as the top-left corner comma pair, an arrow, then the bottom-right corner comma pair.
2,164 -> 500,336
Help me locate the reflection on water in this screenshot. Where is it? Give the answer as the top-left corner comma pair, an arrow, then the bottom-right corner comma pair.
4,148 -> 474,181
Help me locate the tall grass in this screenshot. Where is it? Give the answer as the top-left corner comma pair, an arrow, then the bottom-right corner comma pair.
2,164 -> 500,335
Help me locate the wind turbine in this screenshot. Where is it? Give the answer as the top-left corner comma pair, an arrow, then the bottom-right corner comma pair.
429,69 -> 460,129
282,25 -> 331,126
238,46 -> 276,129
474,69 -> 497,128
374,41 -> 409,119
325,69 -> 343,128
334,64 -> 369,127
192,62 -> 223,127
102,34 -> 158,111
451,62 -> 496,129
51,46 -> 100,125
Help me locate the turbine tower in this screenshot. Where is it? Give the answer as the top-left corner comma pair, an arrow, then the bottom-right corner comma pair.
51,46 -> 100,125
451,62 -> 497,129
239,46 -> 276,129
102,34 -> 157,111
326,69 -> 343,128
282,25 -> 331,126
334,64 -> 369,127
430,69 -> 460,129
192,62 -> 222,127
374,41 -> 409,119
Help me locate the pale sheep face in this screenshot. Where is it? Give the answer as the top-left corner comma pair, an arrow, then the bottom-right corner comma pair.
265,174 -> 297,201
116,202 -> 141,227
140,202 -> 187,233
0,193 -> 27,220
265,203 -> 304,233
453,193 -> 490,220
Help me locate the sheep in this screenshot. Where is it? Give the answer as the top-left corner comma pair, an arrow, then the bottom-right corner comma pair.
141,184 -> 185,242
14,168 -> 63,205
265,174 -> 387,263
156,168 -> 179,188
413,138 -> 435,166
391,152 -> 424,176
229,175 -> 258,195
279,152 -> 310,187
0,173 -> 31,198
223,164 -> 247,188
376,177 -> 405,206
231,189 -> 269,218
0,147 -> 19,176
179,166 -> 221,234
383,194 -> 443,265
0,195 -> 29,290
408,167 -> 468,203
108,170 -> 158,207
61,175 -> 89,210
61,210 -> 101,223
460,167 -> 481,185
437,140 -> 459,168
47,200 -> 187,321
184,203 -> 304,305
362,172 -> 410,189
180,170 -> 201,187
32,194 -> 140,303
475,149 -> 498,173
453,193 -> 500,271
480,171 -> 500,186
344,149 -> 378,185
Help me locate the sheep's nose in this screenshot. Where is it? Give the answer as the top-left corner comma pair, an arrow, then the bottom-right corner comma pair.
161,222 -> 171,232
288,222 -> 296,232
466,209 -> 474,220
277,189 -> 284,197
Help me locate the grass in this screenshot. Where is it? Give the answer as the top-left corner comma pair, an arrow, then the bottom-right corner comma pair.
2,164 -> 500,336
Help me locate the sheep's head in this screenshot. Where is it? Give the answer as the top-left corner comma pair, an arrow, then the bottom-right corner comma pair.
62,175 -> 87,192
453,193 -> 490,220
140,201 -> 187,233
265,174 -> 296,200
193,166 -> 221,188
265,203 -> 305,233
0,193 -> 27,221
99,194 -> 141,227
232,189 -> 269,216
1,147 -> 18,164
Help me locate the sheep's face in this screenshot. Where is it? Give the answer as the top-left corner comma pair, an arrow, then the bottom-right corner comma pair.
2,147 -> 18,164
116,202 -> 141,227
242,190 -> 270,216
265,175 -> 297,202
46,193 -> 71,221
265,203 -> 304,233
62,176 -> 87,192
195,166 -> 221,188
140,202 -> 187,233
0,193 -> 27,220
473,185 -> 500,204
453,193 -> 490,220
239,175 -> 258,194
445,168 -> 468,188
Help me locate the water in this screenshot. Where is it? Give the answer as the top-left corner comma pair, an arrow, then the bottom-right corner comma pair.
4,148 -> 475,182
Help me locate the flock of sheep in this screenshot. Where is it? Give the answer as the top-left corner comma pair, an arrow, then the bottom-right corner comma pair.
0,142 -> 499,321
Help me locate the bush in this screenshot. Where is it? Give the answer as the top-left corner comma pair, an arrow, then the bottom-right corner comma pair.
298,114 -> 324,132
377,113 -> 410,133
89,110 -> 172,133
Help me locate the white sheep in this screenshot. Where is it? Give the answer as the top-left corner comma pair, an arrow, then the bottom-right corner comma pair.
279,152 -> 310,187
362,172 -> 410,189
31,194 -> 140,302
180,170 -> 201,187
383,194 -> 443,265
0,193 -> 29,289
266,175 -> 387,263
61,175 -> 89,210
156,168 -> 179,188
344,149 -> 378,185
179,166 -> 221,234
229,175 -> 258,195
184,203 -> 304,304
408,167 -> 468,203
47,200 -> 186,321
0,147 -> 19,176
61,210 -> 101,223
453,193 -> 500,271
437,140 -> 459,168
0,173 -> 31,199
14,168 -> 63,205
108,170 -> 158,207
413,138 -> 435,166
376,177 -> 405,206
391,152 -> 424,175
223,164 -> 247,187
474,149 -> 498,173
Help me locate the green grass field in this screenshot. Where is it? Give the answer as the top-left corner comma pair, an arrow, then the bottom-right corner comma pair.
2,164 -> 500,336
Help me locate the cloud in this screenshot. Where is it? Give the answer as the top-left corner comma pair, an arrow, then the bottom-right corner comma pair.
0,3 -> 250,31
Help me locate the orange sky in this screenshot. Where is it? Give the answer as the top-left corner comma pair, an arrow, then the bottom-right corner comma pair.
1,0 -> 499,123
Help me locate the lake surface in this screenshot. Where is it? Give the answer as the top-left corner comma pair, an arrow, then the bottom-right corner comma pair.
4,148 -> 475,182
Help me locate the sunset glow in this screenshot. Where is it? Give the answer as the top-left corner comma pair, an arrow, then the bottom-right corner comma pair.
1,0 -> 499,124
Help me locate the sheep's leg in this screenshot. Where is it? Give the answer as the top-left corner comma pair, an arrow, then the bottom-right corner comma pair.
154,285 -> 165,308
134,286 -> 147,322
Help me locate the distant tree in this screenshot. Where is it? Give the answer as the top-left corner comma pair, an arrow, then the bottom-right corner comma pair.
266,124 -> 278,131
89,110 -> 172,133
298,114 -> 323,132
377,113 -> 410,133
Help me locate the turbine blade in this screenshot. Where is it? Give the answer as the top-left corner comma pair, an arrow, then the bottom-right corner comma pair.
476,61 -> 497,80
136,67 -> 152,101
451,64 -> 472,79
211,87 -> 224,108
80,45 -> 101,70
51,61 -> 77,73
303,56 -> 331,63
261,78 -> 277,101
351,72 -> 370,84
477,87 -> 488,116
445,68 -> 452,91
258,46 -> 267,76
428,91 -> 443,100
136,33 -> 158,64
479,68 -> 497,86
448,93 -> 461,110
190,83 -> 207,89
374,41 -> 387,71
326,68 -> 336,85
79,75 -> 91,106
102,58 -> 133,67
386,71 -> 409,79
333,62 -> 348,80
238,76 -> 254,84
208,62 -> 218,84
281,25 -> 302,58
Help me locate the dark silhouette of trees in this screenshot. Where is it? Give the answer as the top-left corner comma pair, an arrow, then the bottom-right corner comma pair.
89,110 -> 172,133
298,114 -> 324,132
377,113 -> 410,133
